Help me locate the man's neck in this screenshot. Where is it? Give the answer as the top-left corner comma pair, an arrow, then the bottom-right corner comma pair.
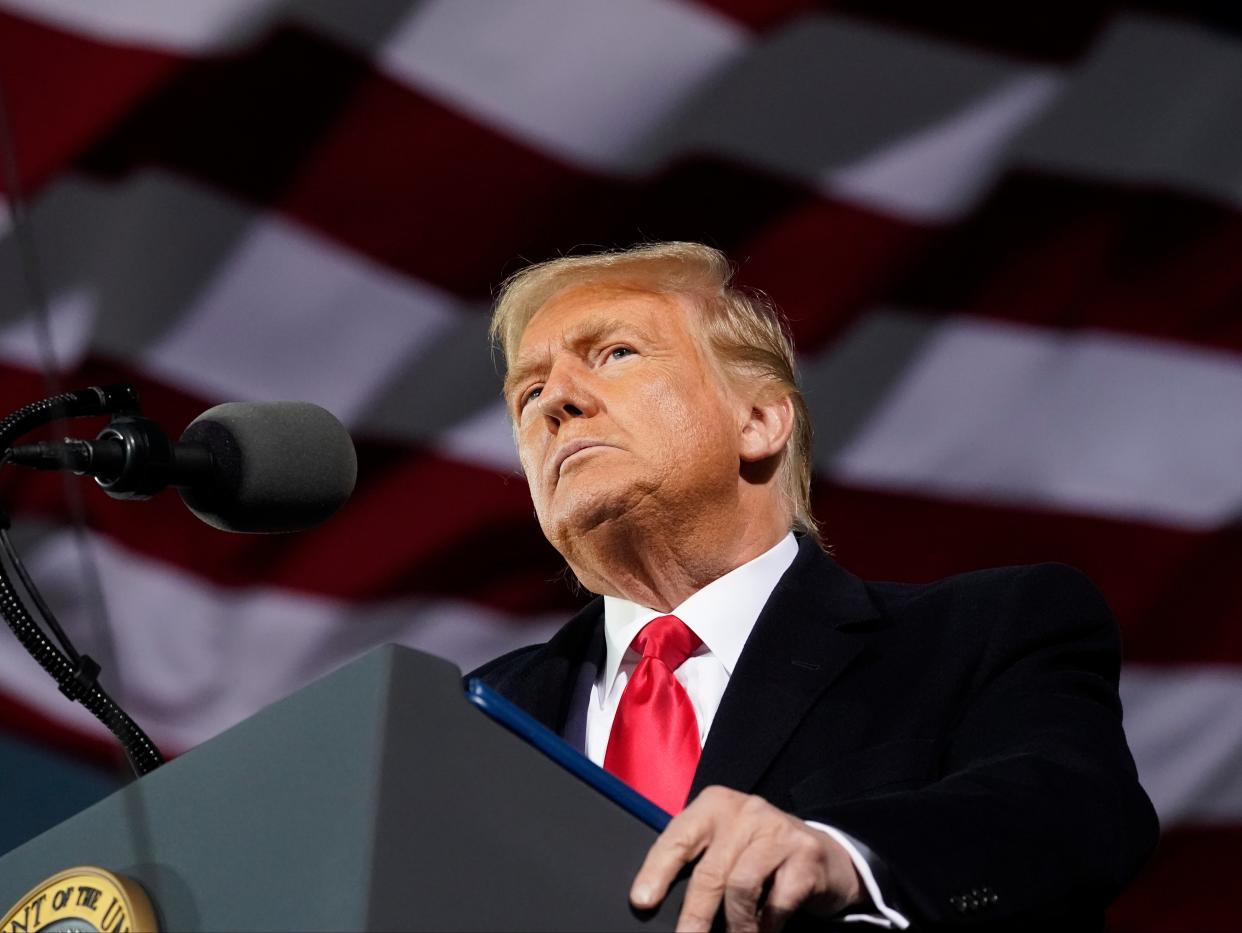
563,509 -> 791,611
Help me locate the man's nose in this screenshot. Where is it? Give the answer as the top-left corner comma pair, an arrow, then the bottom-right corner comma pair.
537,363 -> 598,427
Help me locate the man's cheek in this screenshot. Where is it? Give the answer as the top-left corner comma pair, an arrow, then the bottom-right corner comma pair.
516,436 -> 542,479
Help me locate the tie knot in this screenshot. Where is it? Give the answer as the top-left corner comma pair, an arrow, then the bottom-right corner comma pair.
632,615 -> 701,670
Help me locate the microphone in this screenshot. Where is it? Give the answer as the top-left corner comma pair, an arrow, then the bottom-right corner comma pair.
8,402 -> 358,533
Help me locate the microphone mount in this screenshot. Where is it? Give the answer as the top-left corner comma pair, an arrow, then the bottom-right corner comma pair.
10,415 -> 215,499
0,384 -> 165,776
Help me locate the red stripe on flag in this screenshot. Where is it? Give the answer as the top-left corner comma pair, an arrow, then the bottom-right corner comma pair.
892,172 -> 1242,355
730,198 -> 936,350
685,0 -> 816,33
0,10 -> 181,195
1107,824 -> 1242,932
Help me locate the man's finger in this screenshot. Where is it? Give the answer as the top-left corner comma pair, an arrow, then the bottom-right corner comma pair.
674,815 -> 763,932
675,854 -> 732,932
758,857 -> 818,933
721,839 -> 787,932
631,808 -> 717,910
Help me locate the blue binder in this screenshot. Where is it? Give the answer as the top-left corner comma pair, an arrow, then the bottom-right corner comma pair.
465,677 -> 671,833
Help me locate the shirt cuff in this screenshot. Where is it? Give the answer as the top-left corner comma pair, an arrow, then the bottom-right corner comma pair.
804,821 -> 911,929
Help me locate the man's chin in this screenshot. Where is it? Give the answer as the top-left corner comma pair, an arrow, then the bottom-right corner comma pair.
542,483 -> 653,548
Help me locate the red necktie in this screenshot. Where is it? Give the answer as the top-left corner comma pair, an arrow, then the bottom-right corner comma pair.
603,614 -> 703,813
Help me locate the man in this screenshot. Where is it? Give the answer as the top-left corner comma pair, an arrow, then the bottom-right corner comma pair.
472,242 -> 1158,931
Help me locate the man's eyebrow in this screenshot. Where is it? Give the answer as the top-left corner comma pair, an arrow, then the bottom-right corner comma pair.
504,354 -> 547,400
576,316 -> 657,348
503,316 -> 656,398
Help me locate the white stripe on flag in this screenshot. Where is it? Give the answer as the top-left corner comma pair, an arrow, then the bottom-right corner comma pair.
0,172 -> 470,421
1018,15 -> 1242,210
0,286 -> 94,370
829,313 -> 1242,531
436,401 -> 522,474
0,0 -> 278,50
0,0 -> 469,58
378,0 -> 746,172
1121,665 -> 1242,826
650,15 -> 1064,213
141,197 -> 463,422
0,526 -> 562,751
825,72 -> 1063,221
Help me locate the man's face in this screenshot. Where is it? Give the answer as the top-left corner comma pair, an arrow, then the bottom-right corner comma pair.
508,282 -> 744,550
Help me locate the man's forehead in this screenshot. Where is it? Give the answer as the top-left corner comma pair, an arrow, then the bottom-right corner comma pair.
518,282 -> 691,348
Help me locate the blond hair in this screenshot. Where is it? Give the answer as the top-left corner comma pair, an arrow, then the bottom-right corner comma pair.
490,242 -> 821,545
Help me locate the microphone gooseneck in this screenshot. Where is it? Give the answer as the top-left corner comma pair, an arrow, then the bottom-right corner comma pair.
0,387 -> 357,776
0,384 -> 164,775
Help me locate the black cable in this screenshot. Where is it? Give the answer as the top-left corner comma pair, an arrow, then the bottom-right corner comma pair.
0,522 -> 79,663
0,451 -> 77,660
0,387 -> 162,776
0,534 -> 162,775
0,455 -> 77,667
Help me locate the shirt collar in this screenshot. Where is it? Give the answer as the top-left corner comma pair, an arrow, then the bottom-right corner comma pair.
600,533 -> 799,701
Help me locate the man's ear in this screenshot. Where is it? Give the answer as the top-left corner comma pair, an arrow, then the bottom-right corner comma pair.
739,393 -> 795,463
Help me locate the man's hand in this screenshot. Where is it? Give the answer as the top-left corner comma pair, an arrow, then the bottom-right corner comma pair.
631,786 -> 864,932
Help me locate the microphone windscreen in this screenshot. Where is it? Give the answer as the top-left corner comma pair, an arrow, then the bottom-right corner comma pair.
177,402 -> 358,533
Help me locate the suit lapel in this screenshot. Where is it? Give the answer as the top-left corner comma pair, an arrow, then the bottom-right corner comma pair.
690,540 -> 879,798
501,598 -> 604,735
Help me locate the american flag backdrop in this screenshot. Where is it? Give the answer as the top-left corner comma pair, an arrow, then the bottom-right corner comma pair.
0,2 -> 1239,929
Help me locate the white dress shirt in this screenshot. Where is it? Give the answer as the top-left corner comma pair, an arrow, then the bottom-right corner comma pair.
585,533 -> 909,929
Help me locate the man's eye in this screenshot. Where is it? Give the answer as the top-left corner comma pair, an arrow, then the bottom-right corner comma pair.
607,346 -> 634,361
521,386 -> 542,408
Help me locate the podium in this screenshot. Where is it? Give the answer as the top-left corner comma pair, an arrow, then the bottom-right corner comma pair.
0,646 -> 687,930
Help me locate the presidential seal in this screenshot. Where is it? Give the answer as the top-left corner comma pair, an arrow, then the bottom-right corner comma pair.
1,867 -> 157,933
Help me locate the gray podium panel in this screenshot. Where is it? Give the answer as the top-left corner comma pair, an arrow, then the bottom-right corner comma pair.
0,646 -> 685,931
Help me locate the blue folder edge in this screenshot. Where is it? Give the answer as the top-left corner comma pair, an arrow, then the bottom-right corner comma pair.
465,677 -> 671,833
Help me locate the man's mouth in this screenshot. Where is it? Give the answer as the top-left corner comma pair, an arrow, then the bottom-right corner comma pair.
552,440 -> 615,477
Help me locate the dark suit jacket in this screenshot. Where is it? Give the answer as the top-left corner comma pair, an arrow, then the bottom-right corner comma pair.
471,536 -> 1159,930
